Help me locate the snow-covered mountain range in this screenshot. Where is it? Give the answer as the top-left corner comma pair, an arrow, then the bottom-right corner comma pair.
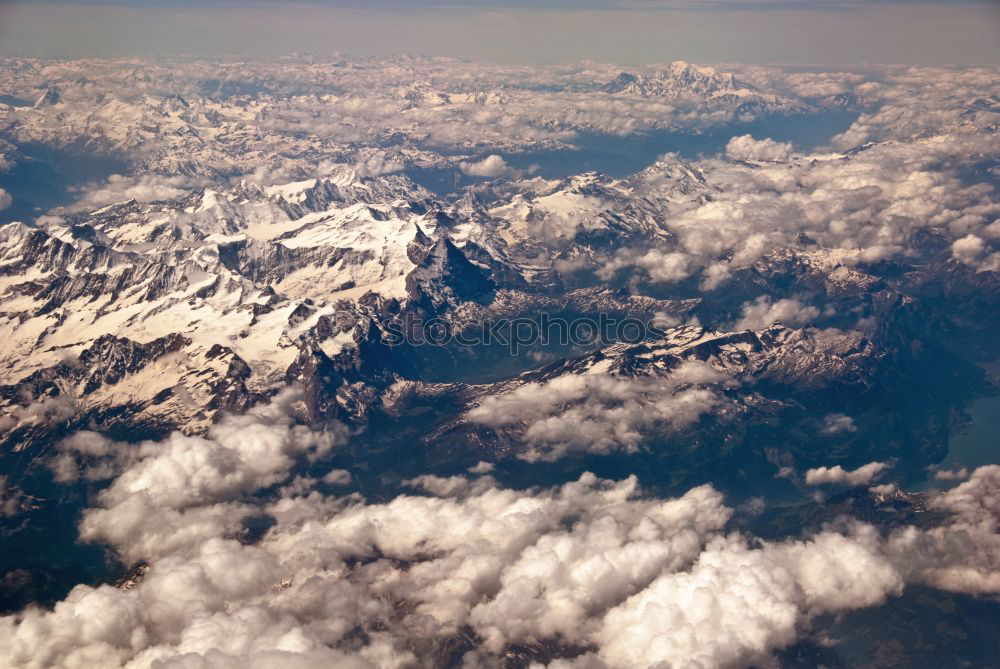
2,55 -> 1000,669
2,130 -> 997,473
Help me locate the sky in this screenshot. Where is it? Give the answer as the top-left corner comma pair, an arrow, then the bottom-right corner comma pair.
0,0 -> 997,64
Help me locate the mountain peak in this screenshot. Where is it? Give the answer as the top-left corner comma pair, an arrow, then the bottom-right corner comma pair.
604,62 -> 747,98
33,88 -> 61,108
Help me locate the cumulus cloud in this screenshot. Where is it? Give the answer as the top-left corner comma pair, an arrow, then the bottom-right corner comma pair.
781,70 -> 863,99
48,430 -> 127,483
0,447 -> 737,669
934,466 -> 970,481
467,461 -> 494,474
73,388 -> 347,562
597,525 -> 901,669
0,187 -> 12,211
352,155 -> 404,178
8,391 -> 1000,669
869,483 -> 898,496
598,247 -> 693,284
829,66 -> 1000,151
952,234 -> 985,264
468,361 -> 730,461
725,134 -> 793,161
459,154 -> 519,178
822,413 -> 857,434
734,296 -> 820,331
596,130 -> 1000,291
72,174 -> 204,208
950,233 -> 1000,273
805,461 -> 889,487
321,468 -> 352,486
888,465 -> 1000,595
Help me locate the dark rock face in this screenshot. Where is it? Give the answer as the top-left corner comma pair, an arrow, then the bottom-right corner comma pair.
285,343 -> 346,424
406,238 -> 496,311
32,88 -> 61,108
203,344 -> 254,416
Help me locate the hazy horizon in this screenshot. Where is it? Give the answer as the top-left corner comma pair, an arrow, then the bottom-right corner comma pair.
1,0 -> 998,65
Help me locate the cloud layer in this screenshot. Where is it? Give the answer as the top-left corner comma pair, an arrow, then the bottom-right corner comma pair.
468,361 -> 729,461
805,461 -> 888,487
3,392 -> 1000,668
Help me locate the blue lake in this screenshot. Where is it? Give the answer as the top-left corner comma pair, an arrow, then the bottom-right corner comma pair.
937,394 -> 1000,472
410,109 -> 860,195
505,109 -> 860,179
0,144 -> 127,226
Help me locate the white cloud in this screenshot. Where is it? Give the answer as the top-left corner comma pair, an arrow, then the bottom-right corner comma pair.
805,461 -> 889,487
321,469 -> 352,486
781,71 -> 863,99
459,154 -> 520,178
734,296 -> 820,331
352,155 -> 404,178
596,130 -> 1000,291
870,483 -> 898,496
934,467 -> 970,482
468,361 -> 730,461
467,461 -> 494,474
0,187 -> 12,211
2,57 -> 997,300
598,248 -> 693,284
78,387 -> 347,563
888,465 -> 1000,595
822,413 -> 857,434
725,134 -> 793,161
1,57 -> 1000,669
597,525 -> 901,669
983,219 -> 1000,239
0,452 -> 737,669
48,430 -> 125,483
72,174 -> 203,208
952,234 -> 986,264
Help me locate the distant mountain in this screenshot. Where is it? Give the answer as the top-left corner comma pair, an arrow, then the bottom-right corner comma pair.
603,61 -> 805,114
604,61 -> 747,97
